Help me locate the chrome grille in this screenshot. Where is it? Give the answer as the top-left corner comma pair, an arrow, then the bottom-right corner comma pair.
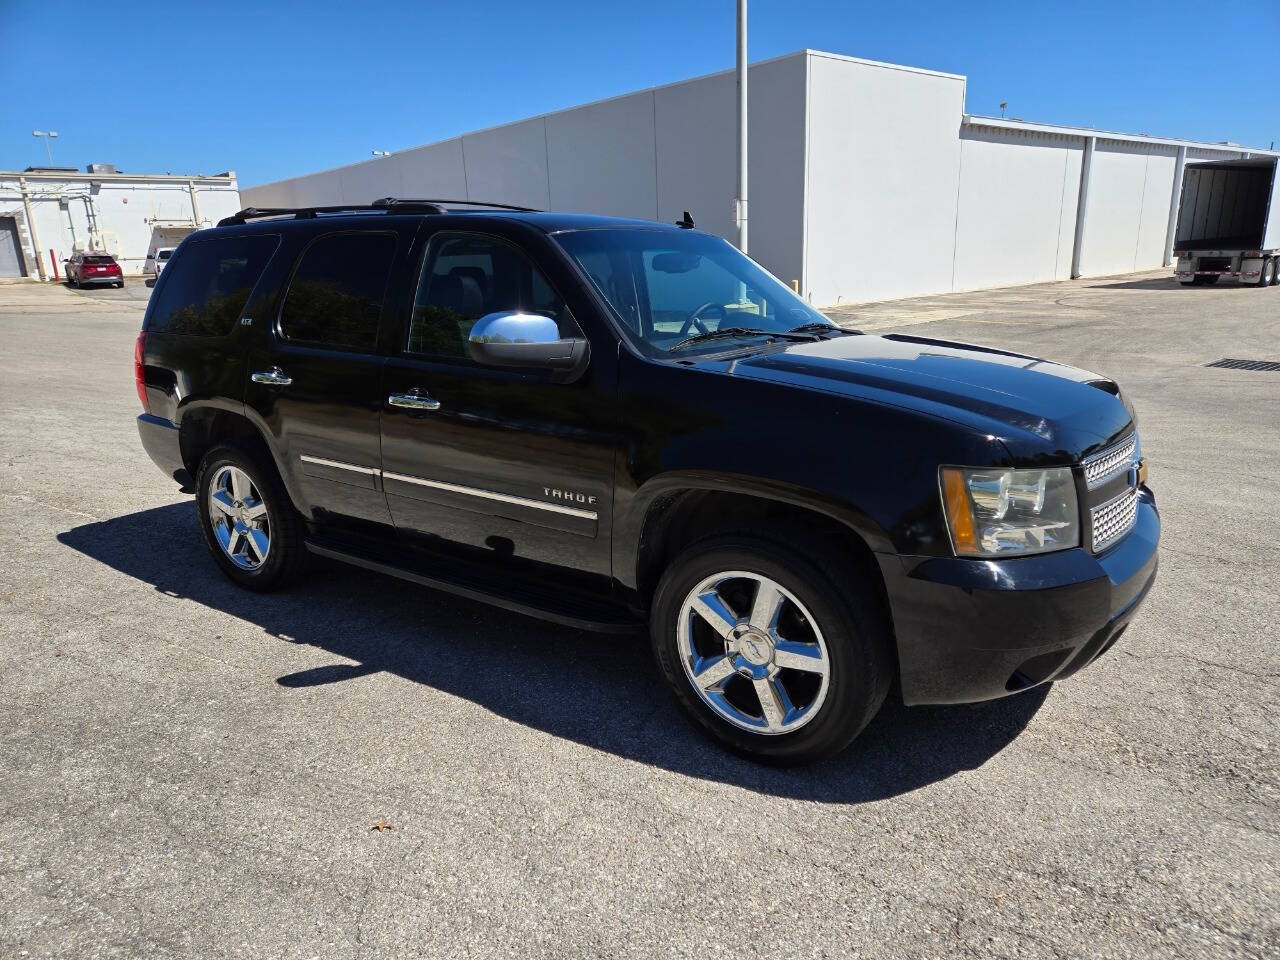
1091,488 -> 1138,552
1082,435 -> 1137,490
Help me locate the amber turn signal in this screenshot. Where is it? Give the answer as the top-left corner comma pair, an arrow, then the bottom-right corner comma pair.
940,467 -> 980,555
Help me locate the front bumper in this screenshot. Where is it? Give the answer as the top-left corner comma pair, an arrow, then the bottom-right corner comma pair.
137,413 -> 193,489
880,490 -> 1159,705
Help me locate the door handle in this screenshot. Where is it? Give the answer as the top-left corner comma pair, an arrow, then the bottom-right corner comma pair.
251,367 -> 292,386
388,390 -> 441,412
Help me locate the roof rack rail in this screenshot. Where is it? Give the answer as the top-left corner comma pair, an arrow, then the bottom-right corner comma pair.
216,197 -> 540,227
373,197 -> 542,213
217,200 -> 447,226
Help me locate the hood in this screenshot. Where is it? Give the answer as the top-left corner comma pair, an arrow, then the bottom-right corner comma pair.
712,333 -> 1133,460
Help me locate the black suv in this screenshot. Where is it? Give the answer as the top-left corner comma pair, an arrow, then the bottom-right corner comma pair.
135,198 -> 1159,763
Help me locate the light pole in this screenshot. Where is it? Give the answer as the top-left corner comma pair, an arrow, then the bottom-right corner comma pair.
735,0 -> 748,254
32,130 -> 59,164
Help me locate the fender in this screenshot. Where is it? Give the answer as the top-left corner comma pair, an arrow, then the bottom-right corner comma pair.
612,469 -> 896,592
175,397 -> 311,519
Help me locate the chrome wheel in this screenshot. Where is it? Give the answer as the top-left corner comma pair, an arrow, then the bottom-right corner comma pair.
676,570 -> 831,735
207,465 -> 271,570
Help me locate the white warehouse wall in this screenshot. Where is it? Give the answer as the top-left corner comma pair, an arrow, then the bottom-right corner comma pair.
1079,140 -> 1177,277
803,53 -> 966,305
243,54 -> 808,289
951,129 -> 1082,291
246,49 -> 1268,307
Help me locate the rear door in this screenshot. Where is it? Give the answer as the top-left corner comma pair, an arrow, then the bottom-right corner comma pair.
379,226 -> 617,585
246,227 -> 406,528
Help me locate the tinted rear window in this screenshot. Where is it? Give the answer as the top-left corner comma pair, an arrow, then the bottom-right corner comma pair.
146,235 -> 280,336
85,255 -> 115,264
279,232 -> 395,352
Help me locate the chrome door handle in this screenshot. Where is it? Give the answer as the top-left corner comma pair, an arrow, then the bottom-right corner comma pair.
251,367 -> 292,386
388,391 -> 441,411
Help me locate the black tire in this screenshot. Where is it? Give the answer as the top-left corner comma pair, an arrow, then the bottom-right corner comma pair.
196,443 -> 307,591
650,534 -> 892,765
116,281 -> 124,289
1256,258 -> 1272,287
68,273 -> 78,288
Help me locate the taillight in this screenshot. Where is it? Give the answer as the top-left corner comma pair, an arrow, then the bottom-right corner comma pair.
134,331 -> 149,412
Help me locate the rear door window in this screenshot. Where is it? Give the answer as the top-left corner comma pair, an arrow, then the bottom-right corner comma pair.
279,232 -> 396,352
146,234 -> 280,336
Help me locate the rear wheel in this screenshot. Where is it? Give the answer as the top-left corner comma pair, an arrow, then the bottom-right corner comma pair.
1256,258 -> 1273,287
650,534 -> 892,764
196,444 -> 307,591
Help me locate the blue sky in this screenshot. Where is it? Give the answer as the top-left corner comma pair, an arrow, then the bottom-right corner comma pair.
2,1 -> 1276,187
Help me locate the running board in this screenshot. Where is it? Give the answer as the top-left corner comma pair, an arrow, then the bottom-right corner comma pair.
303,539 -> 640,634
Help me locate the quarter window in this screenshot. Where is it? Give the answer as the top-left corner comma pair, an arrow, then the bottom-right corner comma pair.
145,235 -> 279,337
408,234 -> 572,358
280,232 -> 396,352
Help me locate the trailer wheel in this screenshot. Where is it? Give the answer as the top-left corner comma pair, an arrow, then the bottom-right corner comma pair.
1256,258 -> 1272,287
1268,259 -> 1280,287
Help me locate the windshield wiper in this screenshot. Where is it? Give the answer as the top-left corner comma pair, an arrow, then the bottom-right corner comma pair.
786,321 -> 844,337
669,326 -> 778,351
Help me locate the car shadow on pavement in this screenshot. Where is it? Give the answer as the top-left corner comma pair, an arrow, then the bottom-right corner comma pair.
58,503 -> 1049,803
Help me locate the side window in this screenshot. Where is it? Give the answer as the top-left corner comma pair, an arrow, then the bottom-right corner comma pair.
146,234 -> 279,336
279,232 -> 396,352
408,234 -> 572,359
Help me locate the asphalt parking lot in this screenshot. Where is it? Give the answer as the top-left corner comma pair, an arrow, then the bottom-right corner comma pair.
1,273 -> 1277,959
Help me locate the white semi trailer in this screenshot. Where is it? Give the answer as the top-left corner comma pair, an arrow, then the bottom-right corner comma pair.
1173,157 -> 1280,287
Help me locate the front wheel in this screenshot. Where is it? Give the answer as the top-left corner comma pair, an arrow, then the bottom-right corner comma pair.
196,444 -> 307,591
650,535 -> 892,764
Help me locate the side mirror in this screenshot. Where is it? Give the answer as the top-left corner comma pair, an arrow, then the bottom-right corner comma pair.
466,311 -> 589,380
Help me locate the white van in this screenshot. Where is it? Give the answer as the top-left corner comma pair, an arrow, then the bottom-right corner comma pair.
143,247 -> 175,283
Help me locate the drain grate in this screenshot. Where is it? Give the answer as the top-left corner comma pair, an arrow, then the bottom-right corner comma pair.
1205,358 -> 1280,372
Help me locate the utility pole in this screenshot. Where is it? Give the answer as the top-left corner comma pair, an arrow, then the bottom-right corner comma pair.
735,0 -> 748,253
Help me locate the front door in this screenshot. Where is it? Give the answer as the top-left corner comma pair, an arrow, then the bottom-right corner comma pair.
379,228 -> 616,584
246,228 -> 404,528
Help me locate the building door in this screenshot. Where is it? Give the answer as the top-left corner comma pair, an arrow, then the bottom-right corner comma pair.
0,218 -> 25,278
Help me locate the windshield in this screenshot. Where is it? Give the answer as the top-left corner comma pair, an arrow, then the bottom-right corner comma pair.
555,229 -> 832,355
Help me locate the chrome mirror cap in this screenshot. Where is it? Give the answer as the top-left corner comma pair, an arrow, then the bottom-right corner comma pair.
468,311 -> 560,345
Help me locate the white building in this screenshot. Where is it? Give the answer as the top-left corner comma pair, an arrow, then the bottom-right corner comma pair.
0,165 -> 241,280
242,50 -> 1274,306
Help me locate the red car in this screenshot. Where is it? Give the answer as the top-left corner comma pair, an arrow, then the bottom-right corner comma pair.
66,251 -> 124,288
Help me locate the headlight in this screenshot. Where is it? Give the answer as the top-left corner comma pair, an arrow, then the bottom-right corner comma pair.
940,466 -> 1079,557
